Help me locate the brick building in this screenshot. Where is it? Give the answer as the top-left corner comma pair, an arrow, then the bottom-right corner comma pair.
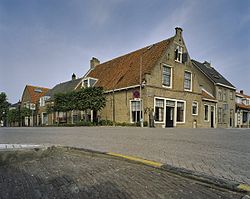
85,27 -> 225,128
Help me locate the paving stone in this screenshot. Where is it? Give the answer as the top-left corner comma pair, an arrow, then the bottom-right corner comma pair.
0,148 -> 245,199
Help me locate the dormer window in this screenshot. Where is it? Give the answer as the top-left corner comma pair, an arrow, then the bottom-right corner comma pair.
175,46 -> 183,63
82,77 -> 98,88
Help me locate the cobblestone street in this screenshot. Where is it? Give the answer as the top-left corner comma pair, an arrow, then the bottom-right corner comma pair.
0,127 -> 250,185
0,147 -> 245,199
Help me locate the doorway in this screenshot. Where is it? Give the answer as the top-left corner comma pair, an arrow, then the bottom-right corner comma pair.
165,106 -> 174,127
210,106 -> 214,128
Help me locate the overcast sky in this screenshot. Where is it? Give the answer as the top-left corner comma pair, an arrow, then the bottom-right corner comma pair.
0,0 -> 249,103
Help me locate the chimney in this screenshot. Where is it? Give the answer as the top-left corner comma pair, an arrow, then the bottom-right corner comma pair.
90,57 -> 100,69
175,27 -> 183,36
240,90 -> 244,94
203,61 -> 212,68
72,73 -> 76,80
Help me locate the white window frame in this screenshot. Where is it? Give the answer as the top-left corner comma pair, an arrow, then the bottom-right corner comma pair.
204,104 -> 210,122
192,101 -> 198,116
176,100 -> 186,124
153,97 -> 186,126
184,70 -> 192,91
175,45 -> 183,63
162,64 -> 172,89
130,99 -> 142,123
154,97 -> 165,124
82,77 -> 98,88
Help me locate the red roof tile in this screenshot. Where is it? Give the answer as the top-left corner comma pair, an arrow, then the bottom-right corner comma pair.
26,85 -> 50,103
87,37 -> 174,90
236,103 -> 250,110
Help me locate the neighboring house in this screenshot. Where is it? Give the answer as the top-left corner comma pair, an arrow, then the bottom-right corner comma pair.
39,74 -> 83,125
192,60 -> 236,128
85,27 -> 219,128
235,90 -> 250,128
21,85 -> 49,126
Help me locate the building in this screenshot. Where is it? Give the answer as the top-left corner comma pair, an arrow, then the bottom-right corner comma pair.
21,85 -> 49,126
38,74 -> 84,125
192,60 -> 236,128
235,90 -> 250,128
85,27 -> 228,128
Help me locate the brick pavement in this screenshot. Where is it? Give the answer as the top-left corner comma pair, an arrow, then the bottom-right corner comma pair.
0,147 -> 245,199
0,127 -> 249,185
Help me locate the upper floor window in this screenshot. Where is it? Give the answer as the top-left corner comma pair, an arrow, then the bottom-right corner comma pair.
184,71 -> 192,91
223,90 -> 227,101
229,91 -> 233,100
218,89 -> 222,101
175,46 -> 183,63
162,65 -> 172,88
192,101 -> 198,115
82,77 -> 98,88
40,96 -> 50,107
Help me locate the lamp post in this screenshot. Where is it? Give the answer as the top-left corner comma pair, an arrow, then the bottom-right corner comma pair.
18,100 -> 21,127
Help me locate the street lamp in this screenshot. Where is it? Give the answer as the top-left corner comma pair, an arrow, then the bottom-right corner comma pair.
18,100 -> 21,127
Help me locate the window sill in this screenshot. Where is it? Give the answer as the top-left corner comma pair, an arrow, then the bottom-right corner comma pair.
184,89 -> 192,92
154,121 -> 164,123
162,85 -> 172,89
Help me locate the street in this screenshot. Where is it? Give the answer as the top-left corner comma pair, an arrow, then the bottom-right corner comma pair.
0,127 -> 249,185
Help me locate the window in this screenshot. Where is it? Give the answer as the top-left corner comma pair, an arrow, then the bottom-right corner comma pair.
162,65 -> 172,87
223,91 -> 227,102
131,101 -> 141,123
243,112 -> 248,123
82,77 -> 97,88
155,99 -> 164,122
229,91 -> 233,100
204,105 -> 209,121
218,89 -> 222,101
192,101 -> 198,115
175,46 -> 183,62
177,102 -> 184,122
40,96 -> 50,107
218,107 -> 222,123
184,71 -> 192,91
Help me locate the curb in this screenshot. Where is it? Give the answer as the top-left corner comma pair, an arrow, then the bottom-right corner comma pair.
1,145 -> 249,194
62,146 -> 250,194
106,151 -> 249,194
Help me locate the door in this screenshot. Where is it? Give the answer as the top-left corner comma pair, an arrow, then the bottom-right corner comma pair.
166,106 -> 174,127
210,106 -> 214,128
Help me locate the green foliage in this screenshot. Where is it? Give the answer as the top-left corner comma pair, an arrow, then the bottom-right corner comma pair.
0,92 -> 9,121
52,87 -> 106,113
7,109 -> 19,124
21,107 -> 32,117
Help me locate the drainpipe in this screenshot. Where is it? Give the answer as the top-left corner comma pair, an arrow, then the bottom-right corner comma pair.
112,89 -> 115,125
140,56 -> 144,127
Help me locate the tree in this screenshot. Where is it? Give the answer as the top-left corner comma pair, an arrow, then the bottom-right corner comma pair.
7,109 -> 19,126
75,87 -> 106,122
0,92 -> 10,126
53,92 -> 73,123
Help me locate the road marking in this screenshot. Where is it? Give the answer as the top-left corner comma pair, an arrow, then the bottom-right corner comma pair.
238,184 -> 250,192
107,152 -> 163,168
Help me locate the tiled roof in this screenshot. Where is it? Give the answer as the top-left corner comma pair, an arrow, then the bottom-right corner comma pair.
236,92 -> 250,99
46,78 -> 83,100
87,37 -> 174,90
236,103 -> 250,110
26,85 -> 49,103
192,60 -> 235,89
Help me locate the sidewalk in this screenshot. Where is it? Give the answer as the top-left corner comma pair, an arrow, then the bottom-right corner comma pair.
0,146 -> 247,199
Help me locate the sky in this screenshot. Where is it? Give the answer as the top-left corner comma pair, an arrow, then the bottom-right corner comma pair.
0,0 -> 249,103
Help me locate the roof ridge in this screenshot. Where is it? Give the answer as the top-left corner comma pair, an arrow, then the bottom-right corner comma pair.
96,37 -> 175,68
